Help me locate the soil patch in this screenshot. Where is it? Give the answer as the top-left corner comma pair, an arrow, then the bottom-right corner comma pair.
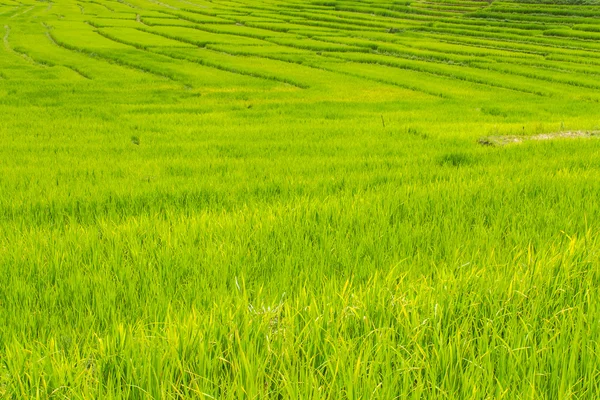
478,130 -> 600,147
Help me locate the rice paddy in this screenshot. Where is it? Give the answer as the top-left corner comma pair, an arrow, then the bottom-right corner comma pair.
2,0 -> 600,398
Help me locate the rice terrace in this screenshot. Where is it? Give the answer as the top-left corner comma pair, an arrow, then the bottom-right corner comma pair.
3,0 -> 600,397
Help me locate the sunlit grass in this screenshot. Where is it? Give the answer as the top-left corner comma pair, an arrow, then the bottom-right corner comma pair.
2,0 -> 600,397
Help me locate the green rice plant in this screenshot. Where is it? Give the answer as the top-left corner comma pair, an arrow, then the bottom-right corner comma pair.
544,27 -> 600,40
3,0 -> 600,398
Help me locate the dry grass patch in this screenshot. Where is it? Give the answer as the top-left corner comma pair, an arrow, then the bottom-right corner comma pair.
478,130 -> 600,146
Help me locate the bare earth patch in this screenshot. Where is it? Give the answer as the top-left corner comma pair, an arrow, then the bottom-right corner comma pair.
478,130 -> 600,146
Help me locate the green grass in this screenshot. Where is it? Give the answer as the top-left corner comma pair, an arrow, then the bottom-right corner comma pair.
2,0 -> 600,398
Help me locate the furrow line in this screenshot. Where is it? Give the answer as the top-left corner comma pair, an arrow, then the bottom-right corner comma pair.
87,0 -> 114,12
2,25 -> 9,51
323,52 -> 550,97
97,28 -> 309,88
135,18 -> 457,96
3,25 -> 49,67
176,0 -> 209,9
43,28 -> 93,80
46,29 -> 182,85
198,43 -> 445,98
116,0 -> 141,10
9,5 -> 34,19
154,48 -> 309,89
418,29 -> 600,56
147,0 -> 178,10
435,36 -> 600,67
359,42 -> 600,91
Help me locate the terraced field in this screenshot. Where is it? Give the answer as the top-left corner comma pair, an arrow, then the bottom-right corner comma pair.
2,0 -> 600,398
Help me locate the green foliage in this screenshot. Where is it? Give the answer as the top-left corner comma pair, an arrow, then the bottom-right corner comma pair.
2,0 -> 600,397
438,151 -> 474,166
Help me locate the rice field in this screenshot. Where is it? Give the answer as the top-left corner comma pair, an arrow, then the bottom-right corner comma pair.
2,0 -> 600,398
